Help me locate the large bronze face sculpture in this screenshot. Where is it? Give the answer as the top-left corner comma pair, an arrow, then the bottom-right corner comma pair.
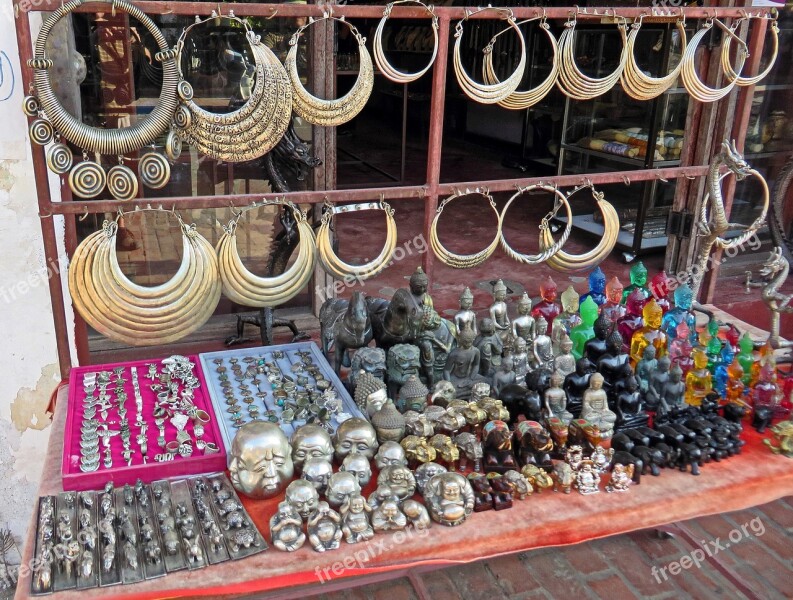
229,421 -> 294,499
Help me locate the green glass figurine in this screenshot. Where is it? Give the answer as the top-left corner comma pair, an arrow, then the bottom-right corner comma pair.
551,286 -> 582,352
737,333 -> 756,385
570,296 -> 598,360
621,261 -> 650,304
629,299 -> 668,366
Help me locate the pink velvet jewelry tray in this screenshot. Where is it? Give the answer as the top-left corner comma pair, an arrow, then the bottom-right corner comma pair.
62,355 -> 227,491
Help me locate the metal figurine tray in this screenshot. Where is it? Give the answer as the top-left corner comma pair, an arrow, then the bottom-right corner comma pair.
30,475 -> 265,595
63,356 -> 227,491
199,342 -> 364,455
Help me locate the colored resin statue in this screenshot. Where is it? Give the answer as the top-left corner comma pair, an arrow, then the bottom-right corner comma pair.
635,345 -> 657,395
443,328 -> 486,399
475,318 -> 503,378
551,286 -> 583,351
661,284 -> 696,341
580,267 -> 607,306
580,373 -> 617,440
629,299 -> 668,365
512,337 -> 530,381
660,364 -> 686,414
564,358 -> 594,417
737,333 -> 756,385
512,292 -> 535,343
685,349 -> 712,407
602,277 -> 626,322
532,317 -> 554,370
454,287 -> 477,336
545,371 -> 573,424
669,322 -> 694,375
645,356 -> 671,412
570,296 -> 599,359
704,319 -> 723,369
554,335 -> 576,378
615,375 -> 648,431
752,359 -> 782,423
649,270 -> 672,313
621,261 -> 650,303
532,276 -> 561,333
489,279 -> 511,345
726,356 -> 746,404
229,421 -> 294,499
713,345 -> 735,398
584,313 -> 614,365
617,289 -> 649,350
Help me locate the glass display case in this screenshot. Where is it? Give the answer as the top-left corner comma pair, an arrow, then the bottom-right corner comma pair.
555,23 -> 690,259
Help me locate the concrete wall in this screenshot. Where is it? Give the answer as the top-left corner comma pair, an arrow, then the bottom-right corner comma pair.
0,9 -> 71,553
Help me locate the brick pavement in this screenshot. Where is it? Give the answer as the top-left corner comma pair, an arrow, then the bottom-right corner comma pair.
306,497 -> 793,600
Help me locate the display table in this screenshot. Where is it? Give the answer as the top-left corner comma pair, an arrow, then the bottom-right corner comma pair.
15,381 -> 793,600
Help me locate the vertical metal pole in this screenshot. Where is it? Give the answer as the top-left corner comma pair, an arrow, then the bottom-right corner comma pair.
423,15 -> 450,280
14,12 -> 74,376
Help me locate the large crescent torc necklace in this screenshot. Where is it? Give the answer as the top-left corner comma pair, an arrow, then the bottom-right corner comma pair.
173,16 -> 292,162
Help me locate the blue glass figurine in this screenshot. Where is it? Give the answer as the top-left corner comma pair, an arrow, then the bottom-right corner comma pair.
661,283 -> 697,341
580,267 -> 607,306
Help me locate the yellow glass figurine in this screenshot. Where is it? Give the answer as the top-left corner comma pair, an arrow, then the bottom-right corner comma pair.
685,348 -> 712,406
725,356 -> 746,405
629,299 -> 668,366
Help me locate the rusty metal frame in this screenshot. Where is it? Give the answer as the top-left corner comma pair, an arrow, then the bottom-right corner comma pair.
13,2 -> 773,376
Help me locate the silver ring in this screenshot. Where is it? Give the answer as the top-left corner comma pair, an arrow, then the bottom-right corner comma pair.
166,441 -> 180,455
178,443 -> 193,458
203,443 -> 220,455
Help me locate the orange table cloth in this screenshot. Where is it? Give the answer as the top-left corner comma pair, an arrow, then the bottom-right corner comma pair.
15,385 -> 793,599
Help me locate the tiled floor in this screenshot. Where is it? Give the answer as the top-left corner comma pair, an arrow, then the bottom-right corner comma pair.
247,497 -> 793,600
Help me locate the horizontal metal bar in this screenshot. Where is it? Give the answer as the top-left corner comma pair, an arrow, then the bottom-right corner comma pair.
43,185 -> 428,215
16,1 -> 773,20
435,166 -> 710,195
44,166 -> 711,216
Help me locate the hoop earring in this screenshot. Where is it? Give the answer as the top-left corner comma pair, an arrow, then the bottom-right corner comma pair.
621,19 -> 687,100
499,184 -> 573,265
374,1 -> 439,84
216,201 -> 316,307
316,201 -> 398,279
482,17 -> 559,110
25,0 -> 178,197
286,15 -> 373,126
173,13 -> 292,162
681,19 -> 746,103
557,19 -> 628,100
722,18 -> 778,86
430,188 -> 501,268
541,183 -> 619,273
68,215 -> 221,346
453,7 -> 527,105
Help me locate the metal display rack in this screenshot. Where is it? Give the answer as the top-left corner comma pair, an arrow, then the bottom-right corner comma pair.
12,2 -> 776,377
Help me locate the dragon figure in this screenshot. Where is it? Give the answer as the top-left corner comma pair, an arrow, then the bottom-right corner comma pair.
744,247 -> 793,352
690,140 -> 762,298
